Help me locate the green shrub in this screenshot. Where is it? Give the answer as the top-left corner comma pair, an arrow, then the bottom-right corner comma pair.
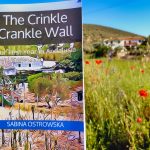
63,72 -> 82,81
28,73 -> 46,92
39,52 -> 71,61
93,44 -> 110,57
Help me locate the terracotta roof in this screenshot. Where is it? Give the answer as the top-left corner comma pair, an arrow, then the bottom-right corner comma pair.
105,37 -> 145,41
118,37 -> 145,40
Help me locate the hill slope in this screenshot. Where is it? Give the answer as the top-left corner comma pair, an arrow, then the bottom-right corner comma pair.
83,24 -> 143,52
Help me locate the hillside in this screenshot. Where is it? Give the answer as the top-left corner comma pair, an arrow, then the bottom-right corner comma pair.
83,24 -> 144,52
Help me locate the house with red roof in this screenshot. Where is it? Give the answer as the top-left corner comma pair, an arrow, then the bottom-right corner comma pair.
103,37 -> 146,50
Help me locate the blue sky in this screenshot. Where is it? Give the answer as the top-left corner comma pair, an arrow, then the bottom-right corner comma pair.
83,0 -> 150,36
0,0 -> 63,4
0,0 -> 149,36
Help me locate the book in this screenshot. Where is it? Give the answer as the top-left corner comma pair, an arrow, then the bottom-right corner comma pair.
0,0 -> 84,149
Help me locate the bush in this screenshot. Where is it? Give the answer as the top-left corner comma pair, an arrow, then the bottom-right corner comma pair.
70,49 -> 82,72
63,72 -> 82,81
93,44 -> 110,57
28,73 -> 46,92
28,73 -> 70,101
137,45 -> 147,50
56,49 -> 83,72
39,52 -> 71,61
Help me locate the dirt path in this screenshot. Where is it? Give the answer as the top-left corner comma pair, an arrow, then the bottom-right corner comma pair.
0,107 -> 55,120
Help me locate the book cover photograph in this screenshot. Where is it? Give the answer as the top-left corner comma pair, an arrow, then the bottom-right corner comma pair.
0,0 -> 84,149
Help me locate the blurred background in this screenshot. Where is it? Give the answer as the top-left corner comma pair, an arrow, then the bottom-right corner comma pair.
83,0 -> 150,150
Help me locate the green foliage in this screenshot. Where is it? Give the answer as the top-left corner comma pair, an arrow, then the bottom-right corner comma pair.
114,46 -> 122,52
147,35 -> 150,45
24,143 -> 29,150
0,46 -> 5,51
63,72 -> 82,81
28,73 -> 70,100
52,76 -> 70,100
39,52 -> 71,61
94,44 -> 110,57
0,67 -> 3,78
28,73 -> 53,96
57,49 -> 82,72
15,73 -> 28,84
63,43 -> 70,49
56,59 -> 74,72
129,48 -> 147,56
70,49 -> 82,72
42,45 -> 49,51
137,44 -> 147,50
28,73 -> 46,92
85,58 -> 150,149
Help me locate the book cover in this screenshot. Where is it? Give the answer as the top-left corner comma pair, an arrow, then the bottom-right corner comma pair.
0,0 -> 84,149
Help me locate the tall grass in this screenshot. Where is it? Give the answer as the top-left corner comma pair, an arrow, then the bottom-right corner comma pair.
85,58 -> 150,150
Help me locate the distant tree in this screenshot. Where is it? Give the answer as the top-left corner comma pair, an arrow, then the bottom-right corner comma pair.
28,74 -> 70,108
147,35 -> 150,45
70,49 -> 82,72
0,67 -> 3,78
93,44 -> 110,57
146,35 -> 150,51
56,49 -> 82,72
63,72 -> 82,81
32,77 -> 53,101
56,59 -> 74,72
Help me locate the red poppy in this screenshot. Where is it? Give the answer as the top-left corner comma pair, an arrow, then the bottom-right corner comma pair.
141,69 -> 144,73
139,89 -> 148,98
96,60 -> 103,65
85,61 -> 90,65
130,66 -> 135,70
137,117 -> 142,123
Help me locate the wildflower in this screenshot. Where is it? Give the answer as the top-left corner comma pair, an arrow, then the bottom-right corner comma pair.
85,61 -> 90,64
137,117 -> 142,123
139,89 -> 148,98
130,66 -> 135,70
141,69 -> 144,73
96,60 -> 103,65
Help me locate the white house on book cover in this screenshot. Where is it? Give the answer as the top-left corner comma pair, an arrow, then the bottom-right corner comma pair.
0,56 -> 56,75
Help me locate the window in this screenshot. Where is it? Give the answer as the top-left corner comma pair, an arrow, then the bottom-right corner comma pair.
139,40 -> 142,43
77,91 -> 83,101
18,64 -> 21,67
29,63 -> 31,67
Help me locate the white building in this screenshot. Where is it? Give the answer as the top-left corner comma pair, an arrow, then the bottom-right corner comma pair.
103,37 -> 145,50
47,43 -> 75,52
0,56 -> 56,76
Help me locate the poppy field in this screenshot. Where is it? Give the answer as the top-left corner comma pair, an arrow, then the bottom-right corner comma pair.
85,58 -> 150,150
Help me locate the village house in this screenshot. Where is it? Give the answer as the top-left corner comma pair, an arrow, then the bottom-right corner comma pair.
103,37 -> 145,50
0,56 -> 56,76
47,43 -> 75,52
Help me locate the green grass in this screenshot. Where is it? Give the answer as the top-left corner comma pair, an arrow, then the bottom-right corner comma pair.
85,58 -> 150,150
